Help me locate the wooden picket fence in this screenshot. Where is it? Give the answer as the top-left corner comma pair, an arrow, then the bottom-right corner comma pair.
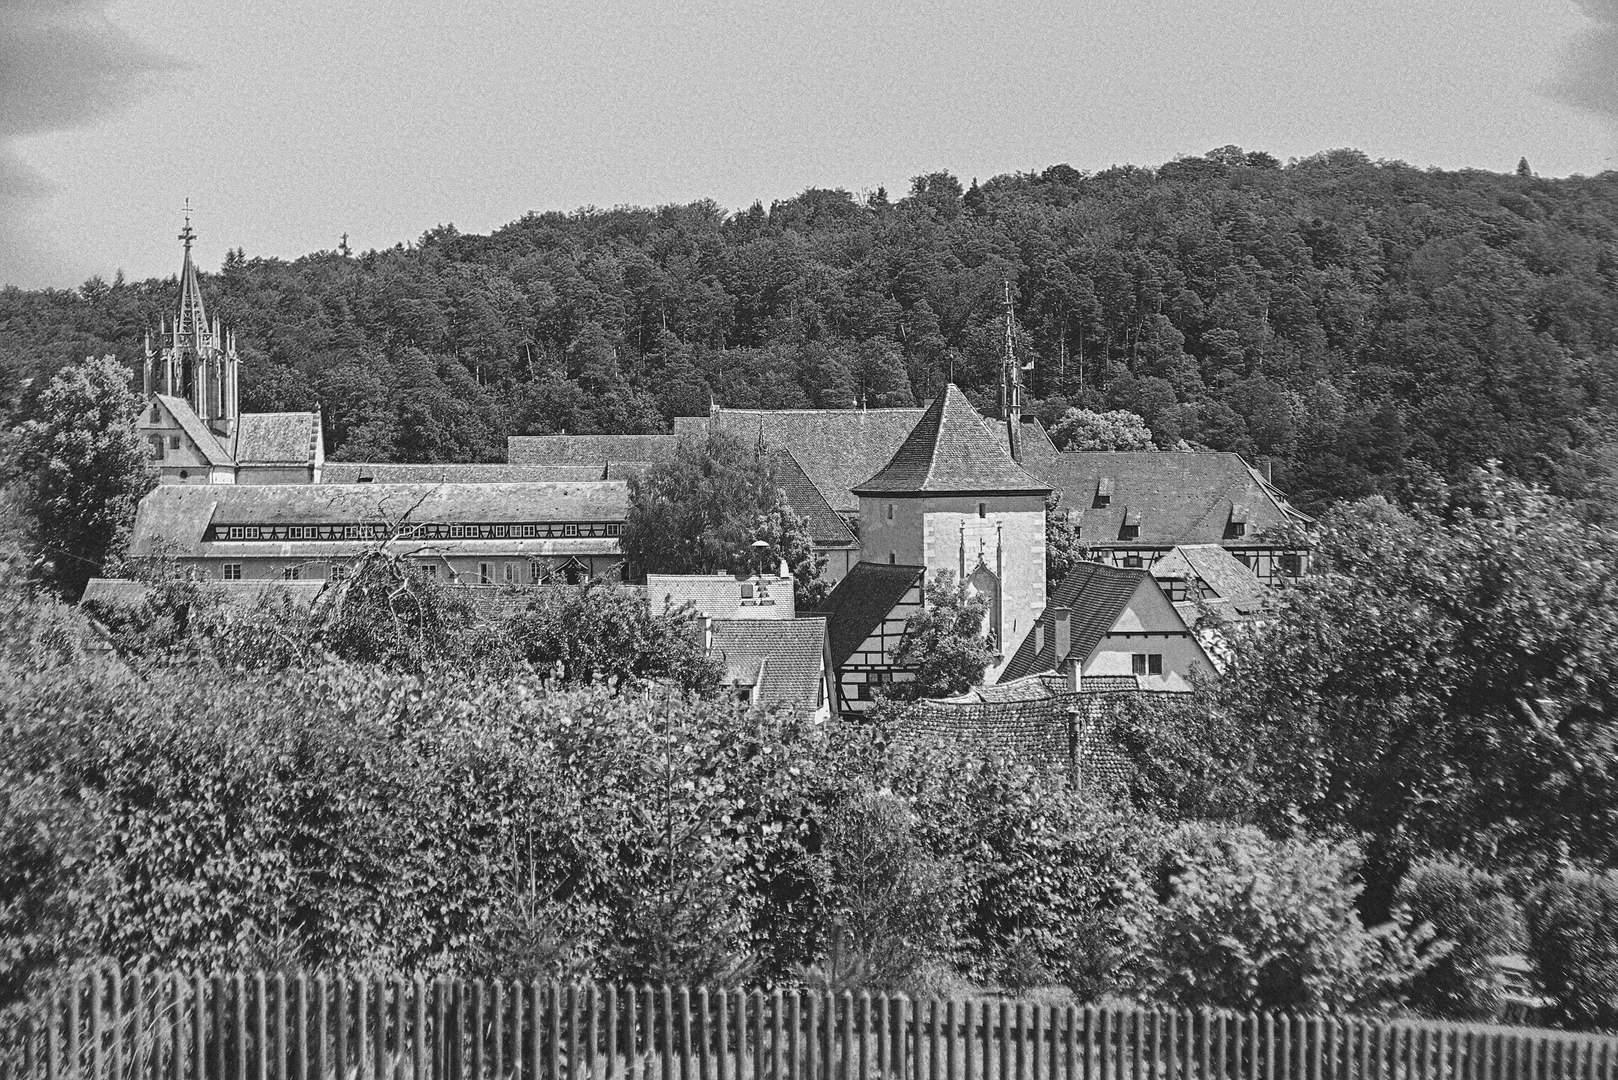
1,971 -> 1615,1080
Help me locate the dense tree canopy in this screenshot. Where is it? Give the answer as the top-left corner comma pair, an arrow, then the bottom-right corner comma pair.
10,356 -> 154,596
622,432 -> 828,607
5,149 -> 1616,514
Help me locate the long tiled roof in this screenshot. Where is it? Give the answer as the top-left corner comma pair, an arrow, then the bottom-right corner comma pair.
507,434 -> 681,466
671,409 -> 1058,513
709,616 -> 829,714
812,561 -> 925,668
235,411 -> 321,466
767,448 -> 858,547
323,462 -> 608,484
1033,451 -> 1312,546
153,395 -> 233,467
999,562 -> 1149,682
853,385 -> 1051,496
130,482 -> 628,557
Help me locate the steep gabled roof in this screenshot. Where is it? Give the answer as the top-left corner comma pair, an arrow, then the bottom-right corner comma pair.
507,434 -> 681,466
709,616 -> 829,714
235,412 -> 321,466
1035,451 -> 1312,546
153,394 -> 233,467
812,561 -> 926,668
999,562 -> 1150,682
853,385 -> 1051,497
767,447 -> 858,547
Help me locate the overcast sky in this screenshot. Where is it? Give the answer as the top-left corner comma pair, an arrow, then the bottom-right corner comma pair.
3,0 -> 1616,289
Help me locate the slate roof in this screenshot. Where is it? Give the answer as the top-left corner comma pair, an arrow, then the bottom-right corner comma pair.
1152,544 -> 1270,614
674,409 -> 923,514
507,434 -> 681,466
709,616 -> 829,714
130,482 -> 628,557
1034,451 -> 1313,546
999,562 -> 1151,683
153,395 -> 233,467
853,385 -> 1051,497
767,447 -> 858,547
235,412 -> 321,466
323,462 -> 608,484
812,561 -> 926,668
648,573 -> 795,620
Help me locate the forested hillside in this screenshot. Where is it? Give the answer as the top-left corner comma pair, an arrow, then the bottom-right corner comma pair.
4,146 -> 1617,512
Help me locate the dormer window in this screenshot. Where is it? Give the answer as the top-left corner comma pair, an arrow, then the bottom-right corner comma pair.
1119,507 -> 1142,542
1093,478 -> 1113,508
1225,503 -> 1250,540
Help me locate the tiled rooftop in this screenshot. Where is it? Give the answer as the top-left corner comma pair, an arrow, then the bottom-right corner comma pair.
854,385 -> 1051,497
999,562 -> 1150,683
709,616 -> 829,714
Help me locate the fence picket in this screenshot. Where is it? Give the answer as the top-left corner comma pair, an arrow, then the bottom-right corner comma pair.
15,974 -> 1618,1080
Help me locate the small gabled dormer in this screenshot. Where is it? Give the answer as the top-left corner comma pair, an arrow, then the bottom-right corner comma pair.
1224,502 -> 1250,540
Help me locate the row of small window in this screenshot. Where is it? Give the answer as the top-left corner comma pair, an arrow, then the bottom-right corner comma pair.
227,561 -> 531,584
211,522 -> 619,541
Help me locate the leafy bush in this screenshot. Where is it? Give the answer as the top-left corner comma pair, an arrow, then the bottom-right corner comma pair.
508,581 -> 720,693
1527,869 -> 1618,1031
809,782 -> 964,989
886,572 -> 994,701
872,739 -> 1153,995
1394,858 -> 1523,1020
1129,824 -> 1431,1012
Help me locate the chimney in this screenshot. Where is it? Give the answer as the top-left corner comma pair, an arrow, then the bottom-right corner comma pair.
1051,605 -> 1072,673
1258,456 -> 1273,483
695,615 -> 712,652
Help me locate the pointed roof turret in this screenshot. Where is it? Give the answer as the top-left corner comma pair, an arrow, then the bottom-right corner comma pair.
175,212 -> 209,343
853,384 -> 1051,496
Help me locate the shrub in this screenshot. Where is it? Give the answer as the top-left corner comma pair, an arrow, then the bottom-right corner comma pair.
873,739 -> 1153,995
1394,858 -> 1523,1020
1527,869 -> 1618,1031
1129,824 -> 1431,1012
810,782 -> 964,989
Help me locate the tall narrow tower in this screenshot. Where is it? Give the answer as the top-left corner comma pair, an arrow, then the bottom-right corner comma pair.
998,281 -> 1025,463
143,210 -> 240,438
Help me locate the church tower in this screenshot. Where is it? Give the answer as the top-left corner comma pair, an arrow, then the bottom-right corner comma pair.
143,213 -> 240,439
853,384 -> 1051,682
